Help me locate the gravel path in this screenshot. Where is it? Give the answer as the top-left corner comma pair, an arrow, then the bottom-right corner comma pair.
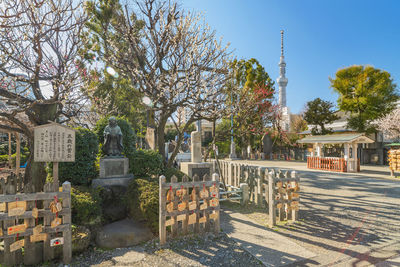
45,232 -> 263,267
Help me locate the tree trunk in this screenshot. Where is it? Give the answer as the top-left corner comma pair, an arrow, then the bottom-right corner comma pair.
167,131 -> 185,168
24,103 -> 58,192
157,114 -> 169,164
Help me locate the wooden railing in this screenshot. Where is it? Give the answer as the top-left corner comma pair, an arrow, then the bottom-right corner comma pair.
159,174 -> 220,245
0,180 -> 71,266
217,160 -> 301,226
307,157 -> 347,172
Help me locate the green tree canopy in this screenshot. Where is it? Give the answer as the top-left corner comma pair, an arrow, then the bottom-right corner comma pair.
303,98 -> 339,135
330,65 -> 399,133
227,58 -> 276,150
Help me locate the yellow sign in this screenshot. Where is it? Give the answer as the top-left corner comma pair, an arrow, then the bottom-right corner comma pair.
32,208 -> 39,219
8,224 -> 27,235
188,213 -> 196,224
177,202 -> 187,211
188,201 -> 197,210
166,202 -> 174,213
177,214 -> 186,221
8,207 -> 25,217
10,239 -> 24,252
210,198 -> 219,207
33,224 -> 43,235
0,202 -> 6,212
8,201 -> 27,210
50,217 -> 62,228
31,233 -> 47,243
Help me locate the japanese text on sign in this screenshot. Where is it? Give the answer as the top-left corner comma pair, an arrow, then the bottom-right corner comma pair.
34,123 -> 75,162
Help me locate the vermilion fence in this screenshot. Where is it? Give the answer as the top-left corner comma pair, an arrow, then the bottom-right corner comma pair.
307,157 -> 347,172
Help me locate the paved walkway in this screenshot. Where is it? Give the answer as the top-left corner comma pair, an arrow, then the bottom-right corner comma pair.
225,160 -> 400,266
220,209 -> 316,266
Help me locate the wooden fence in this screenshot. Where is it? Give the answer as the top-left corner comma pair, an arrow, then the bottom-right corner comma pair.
0,177 -> 71,266
159,173 -> 220,245
307,157 -> 347,172
218,160 -> 300,226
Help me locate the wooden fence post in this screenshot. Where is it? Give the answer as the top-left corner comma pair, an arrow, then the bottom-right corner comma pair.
268,169 -> 276,227
62,181 -> 72,264
171,175 -> 178,238
291,171 -> 299,222
212,173 -> 220,234
159,175 -> 166,245
43,183 -> 55,261
4,180 -> 17,266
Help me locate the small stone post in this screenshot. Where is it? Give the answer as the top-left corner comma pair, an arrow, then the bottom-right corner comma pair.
240,183 -> 249,205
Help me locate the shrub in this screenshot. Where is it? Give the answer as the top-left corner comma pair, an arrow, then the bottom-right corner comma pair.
129,149 -> 164,178
0,153 -> 29,166
71,186 -> 103,226
164,167 -> 186,182
125,178 -> 159,233
94,116 -> 137,158
49,128 -> 98,185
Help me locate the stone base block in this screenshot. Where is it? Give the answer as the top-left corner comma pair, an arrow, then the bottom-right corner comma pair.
92,175 -> 133,188
100,157 -> 129,178
96,219 -> 153,249
180,162 -> 213,180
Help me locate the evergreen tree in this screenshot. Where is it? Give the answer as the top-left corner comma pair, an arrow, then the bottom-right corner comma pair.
330,65 -> 399,133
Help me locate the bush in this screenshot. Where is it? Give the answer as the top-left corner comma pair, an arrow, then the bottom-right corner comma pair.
0,153 -> 29,166
129,149 -> 164,178
164,167 -> 186,182
125,178 -> 159,233
71,186 -> 103,226
49,128 -> 98,185
94,116 -> 137,158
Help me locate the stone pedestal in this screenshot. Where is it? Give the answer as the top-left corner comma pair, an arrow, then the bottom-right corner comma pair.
180,162 -> 213,180
92,157 -> 133,188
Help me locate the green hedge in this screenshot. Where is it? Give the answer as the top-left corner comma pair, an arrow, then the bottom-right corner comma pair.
71,186 -> 103,226
129,149 -> 164,178
49,128 -> 98,185
125,178 -> 158,233
94,116 -> 137,158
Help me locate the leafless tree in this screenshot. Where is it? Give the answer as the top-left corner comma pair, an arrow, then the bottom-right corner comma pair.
84,0 -> 231,165
0,0 -> 87,190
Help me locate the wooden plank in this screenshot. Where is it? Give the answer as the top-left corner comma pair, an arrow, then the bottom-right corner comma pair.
162,180 -> 218,189
0,224 -> 71,238
0,192 -> 70,202
159,175 -> 166,245
0,208 -> 71,220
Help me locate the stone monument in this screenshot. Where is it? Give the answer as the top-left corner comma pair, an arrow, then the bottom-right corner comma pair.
180,120 -> 213,179
92,117 -> 133,188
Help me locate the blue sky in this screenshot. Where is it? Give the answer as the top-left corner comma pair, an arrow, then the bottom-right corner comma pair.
181,0 -> 400,114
